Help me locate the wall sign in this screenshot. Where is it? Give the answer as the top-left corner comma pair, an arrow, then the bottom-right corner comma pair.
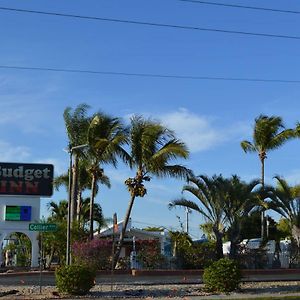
0,162 -> 54,196
5,205 -> 32,221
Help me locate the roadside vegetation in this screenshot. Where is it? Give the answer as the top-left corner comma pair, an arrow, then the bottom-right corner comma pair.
3,104 -> 300,295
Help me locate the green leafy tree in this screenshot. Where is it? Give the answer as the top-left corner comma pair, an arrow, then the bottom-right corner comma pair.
54,159 -> 91,222
277,217 -> 292,240
43,221 -> 88,267
170,175 -> 227,259
44,200 -> 67,266
80,197 -> 107,233
113,116 -> 190,268
169,231 -> 192,257
240,210 -> 262,240
47,200 -> 68,222
44,200 -> 90,266
200,222 -> 215,241
54,159 -> 110,226
87,113 -> 130,240
267,176 -> 300,249
223,175 -> 260,259
241,115 -> 295,239
3,233 -> 31,267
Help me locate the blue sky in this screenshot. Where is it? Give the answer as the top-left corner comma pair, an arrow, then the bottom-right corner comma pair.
1,0 -> 300,239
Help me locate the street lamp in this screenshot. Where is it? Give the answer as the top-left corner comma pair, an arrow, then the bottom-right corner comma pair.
65,143 -> 88,265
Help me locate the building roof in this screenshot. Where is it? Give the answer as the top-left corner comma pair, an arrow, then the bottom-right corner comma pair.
99,218 -> 166,240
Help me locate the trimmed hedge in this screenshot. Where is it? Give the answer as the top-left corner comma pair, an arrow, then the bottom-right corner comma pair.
203,258 -> 241,293
55,264 -> 96,295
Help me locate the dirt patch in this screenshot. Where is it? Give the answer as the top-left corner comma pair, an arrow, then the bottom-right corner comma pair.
0,281 -> 300,299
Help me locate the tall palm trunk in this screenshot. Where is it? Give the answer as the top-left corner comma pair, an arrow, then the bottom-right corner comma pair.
89,173 -> 97,240
113,194 -> 136,269
71,154 -> 79,223
229,223 -> 241,260
76,190 -> 82,223
261,158 -> 265,189
213,227 -> 224,259
260,155 -> 265,240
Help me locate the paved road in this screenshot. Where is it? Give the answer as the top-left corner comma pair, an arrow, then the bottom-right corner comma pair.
0,271 -> 299,286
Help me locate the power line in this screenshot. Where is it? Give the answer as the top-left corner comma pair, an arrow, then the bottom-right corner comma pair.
1,6 -> 300,40
1,64 -> 300,84
179,0 -> 300,15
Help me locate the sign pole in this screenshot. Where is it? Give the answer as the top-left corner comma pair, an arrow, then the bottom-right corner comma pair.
66,149 -> 72,266
39,232 -> 43,294
28,222 -> 57,292
110,213 -> 117,291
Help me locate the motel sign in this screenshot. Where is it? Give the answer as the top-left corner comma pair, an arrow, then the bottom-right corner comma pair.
0,162 -> 54,196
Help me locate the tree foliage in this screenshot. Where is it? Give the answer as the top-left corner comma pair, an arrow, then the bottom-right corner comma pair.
170,175 -> 227,259
114,115 -> 190,268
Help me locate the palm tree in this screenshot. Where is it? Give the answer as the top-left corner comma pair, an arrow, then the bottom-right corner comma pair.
170,174 -> 227,259
241,115 -> 295,239
267,176 -> 300,250
79,197 -> 107,233
54,159 -> 110,225
45,200 -> 90,266
63,103 -> 91,222
47,200 -> 68,222
87,113 -> 130,240
45,200 -> 68,266
54,160 -> 89,222
223,175 -> 260,259
113,115 -> 190,268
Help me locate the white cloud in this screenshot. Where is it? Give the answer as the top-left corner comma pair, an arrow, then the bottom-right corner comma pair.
0,140 -> 30,162
34,158 -> 67,176
0,139 -> 67,175
105,168 -> 132,185
124,108 -> 251,154
226,121 -> 253,142
159,108 -> 222,153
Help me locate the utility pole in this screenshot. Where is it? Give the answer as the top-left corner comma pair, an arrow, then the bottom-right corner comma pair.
185,207 -> 190,234
65,143 -> 88,266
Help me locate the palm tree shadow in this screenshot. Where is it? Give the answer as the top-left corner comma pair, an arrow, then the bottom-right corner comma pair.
241,282 -> 300,295
88,287 -> 200,298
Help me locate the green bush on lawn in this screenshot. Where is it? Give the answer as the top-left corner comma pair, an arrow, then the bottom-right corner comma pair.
55,264 -> 96,295
203,258 -> 241,293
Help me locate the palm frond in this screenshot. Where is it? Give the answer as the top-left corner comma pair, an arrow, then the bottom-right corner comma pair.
169,198 -> 212,221
63,103 -> 91,148
53,173 -> 69,191
241,140 -> 256,153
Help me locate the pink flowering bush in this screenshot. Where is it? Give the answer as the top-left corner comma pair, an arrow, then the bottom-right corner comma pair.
72,238 -> 112,270
136,239 -> 165,269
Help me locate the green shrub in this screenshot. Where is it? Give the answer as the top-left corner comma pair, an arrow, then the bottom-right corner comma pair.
203,258 -> 241,293
55,264 -> 96,295
170,231 -> 216,269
